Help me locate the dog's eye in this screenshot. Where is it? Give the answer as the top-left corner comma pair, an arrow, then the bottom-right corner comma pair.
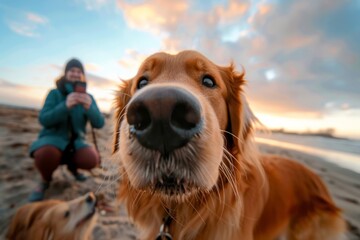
202,75 -> 216,88
137,77 -> 149,89
64,210 -> 70,218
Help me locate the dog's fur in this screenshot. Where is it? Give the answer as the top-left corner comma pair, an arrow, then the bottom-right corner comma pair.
113,50 -> 347,240
6,192 -> 97,240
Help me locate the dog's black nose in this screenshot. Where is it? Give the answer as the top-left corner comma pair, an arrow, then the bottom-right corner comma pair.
126,86 -> 202,155
86,192 -> 96,204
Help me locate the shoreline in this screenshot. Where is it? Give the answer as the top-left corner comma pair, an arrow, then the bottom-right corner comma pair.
266,130 -> 350,141
256,136 -> 360,174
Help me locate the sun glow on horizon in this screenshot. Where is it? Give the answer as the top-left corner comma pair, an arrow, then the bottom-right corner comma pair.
256,112 -> 360,140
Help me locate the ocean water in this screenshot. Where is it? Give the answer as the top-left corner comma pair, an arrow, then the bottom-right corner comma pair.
255,133 -> 360,174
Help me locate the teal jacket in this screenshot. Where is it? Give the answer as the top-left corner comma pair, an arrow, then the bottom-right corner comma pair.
29,88 -> 105,156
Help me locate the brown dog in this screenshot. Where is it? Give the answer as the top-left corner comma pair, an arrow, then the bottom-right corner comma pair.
113,50 -> 347,240
7,192 -> 97,240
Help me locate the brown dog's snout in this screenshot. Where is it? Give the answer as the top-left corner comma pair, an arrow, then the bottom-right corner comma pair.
126,86 -> 202,155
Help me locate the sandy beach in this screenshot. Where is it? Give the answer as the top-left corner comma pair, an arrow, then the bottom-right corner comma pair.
0,104 -> 359,239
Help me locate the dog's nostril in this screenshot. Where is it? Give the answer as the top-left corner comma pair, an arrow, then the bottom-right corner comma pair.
171,102 -> 201,130
127,104 -> 151,131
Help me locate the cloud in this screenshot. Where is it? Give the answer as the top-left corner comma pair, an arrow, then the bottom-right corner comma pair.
117,0 -> 253,61
117,49 -> 149,78
116,0 -> 360,117
7,12 -> 48,37
117,0 -> 189,34
85,63 -> 101,72
244,0 -> 360,114
76,0 -> 111,10
26,12 -> 48,24
0,79 -> 48,108
0,78 -> 17,87
86,72 -> 117,88
8,21 -> 38,37
85,73 -> 117,112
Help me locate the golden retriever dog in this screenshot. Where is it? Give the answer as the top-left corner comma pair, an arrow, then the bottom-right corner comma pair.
7,192 -> 97,240
113,50 -> 347,240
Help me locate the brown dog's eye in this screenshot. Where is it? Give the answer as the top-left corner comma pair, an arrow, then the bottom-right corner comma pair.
64,210 -> 70,218
202,75 -> 216,88
137,77 -> 149,89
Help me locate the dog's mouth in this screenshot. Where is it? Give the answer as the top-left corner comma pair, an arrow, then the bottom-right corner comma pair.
76,207 -> 96,227
125,140 -> 202,197
152,174 -> 195,196
75,197 -> 97,227
84,207 -> 96,221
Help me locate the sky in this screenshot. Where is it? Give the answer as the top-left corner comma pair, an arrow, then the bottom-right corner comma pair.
0,0 -> 360,139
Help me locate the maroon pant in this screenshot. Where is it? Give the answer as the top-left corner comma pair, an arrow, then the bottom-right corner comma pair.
34,145 -> 99,182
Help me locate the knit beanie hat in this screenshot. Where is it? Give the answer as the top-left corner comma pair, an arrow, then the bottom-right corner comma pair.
65,58 -> 84,74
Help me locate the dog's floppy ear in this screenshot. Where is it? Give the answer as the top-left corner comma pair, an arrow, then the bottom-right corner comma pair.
219,64 -> 257,153
113,79 -> 133,153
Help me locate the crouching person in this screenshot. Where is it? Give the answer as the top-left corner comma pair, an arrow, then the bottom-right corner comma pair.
28,58 -> 105,202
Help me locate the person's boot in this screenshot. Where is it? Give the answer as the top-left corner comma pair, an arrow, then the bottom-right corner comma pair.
28,181 -> 49,202
67,161 -> 87,182
68,168 -> 87,182
68,166 -> 87,182
73,172 -> 87,182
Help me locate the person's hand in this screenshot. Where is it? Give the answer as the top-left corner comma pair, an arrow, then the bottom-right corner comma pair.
77,93 -> 92,110
66,92 -> 80,109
